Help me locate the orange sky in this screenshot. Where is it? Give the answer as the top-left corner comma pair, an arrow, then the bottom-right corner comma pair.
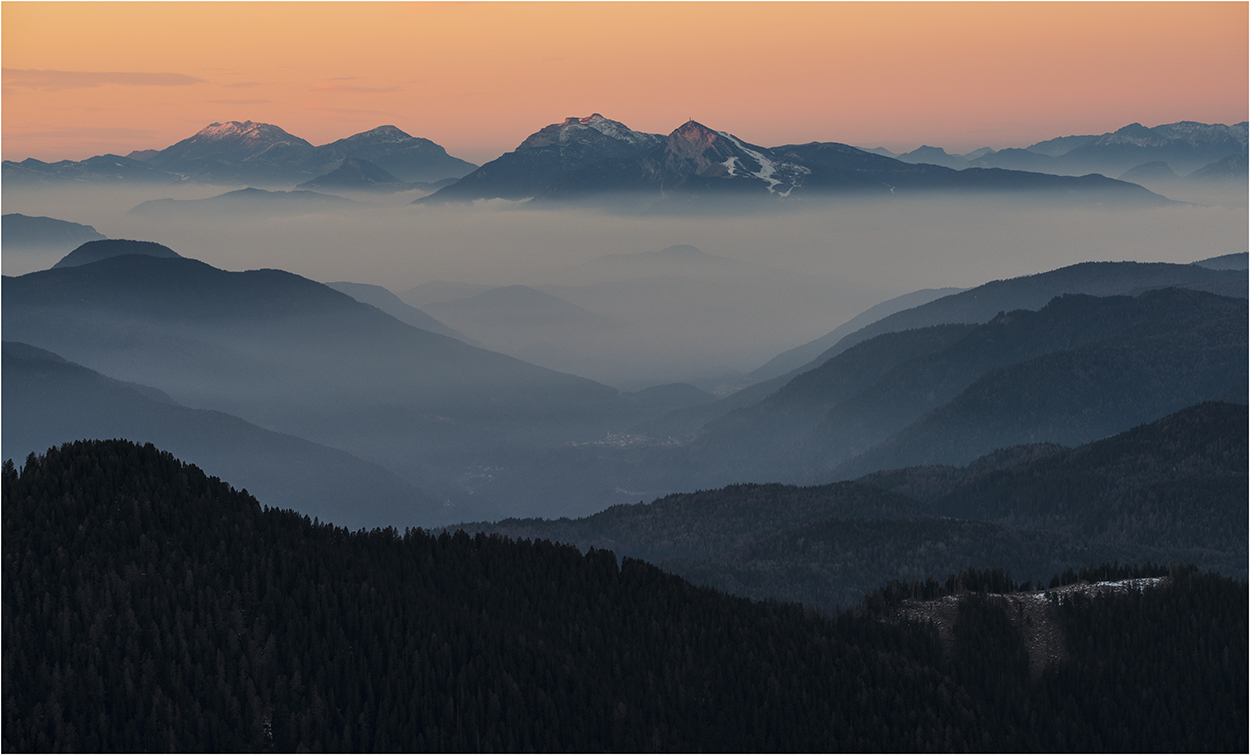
3,2 -> 1247,163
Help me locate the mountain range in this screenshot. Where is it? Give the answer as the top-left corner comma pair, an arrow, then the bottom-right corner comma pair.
13,115 -> 1240,208
418,115 -> 1170,207
456,400 -> 1247,610
2,121 -> 478,187
0,240 -> 691,523
882,120 -> 1248,178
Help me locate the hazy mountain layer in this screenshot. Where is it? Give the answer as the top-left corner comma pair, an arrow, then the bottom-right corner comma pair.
1,213 -> 105,253
1,342 -> 439,528
825,290 -> 1247,478
324,280 -> 471,342
51,238 -> 180,269
2,252 -> 640,522
460,401 -> 1247,610
3,121 -> 477,188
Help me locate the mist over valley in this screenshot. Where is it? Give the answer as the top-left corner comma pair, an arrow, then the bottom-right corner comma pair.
3,110 -> 1247,752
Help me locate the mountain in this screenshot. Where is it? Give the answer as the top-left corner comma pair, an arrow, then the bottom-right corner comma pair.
860,401 -> 1248,574
461,401 -> 1247,611
818,288 -> 1247,479
416,113 -> 664,202
635,260 -> 1247,441
1118,160 -> 1179,183
1058,121 -> 1248,176
305,124 -> 477,182
747,287 -> 965,383
1193,251 -> 1248,270
1187,152 -> 1249,181
1,153 -> 185,185
418,116 -> 1166,207
324,280 -> 472,341
127,187 -> 358,218
2,251 -> 637,522
295,157 -> 411,193
2,342 -> 438,529
5,121 -> 476,187
896,145 -> 969,169
1,213 -> 105,253
136,120 -> 315,184
51,238 -> 181,269
598,284 -> 1246,506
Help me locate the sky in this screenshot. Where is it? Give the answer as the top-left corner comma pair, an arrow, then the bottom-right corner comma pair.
3,2 -> 1247,164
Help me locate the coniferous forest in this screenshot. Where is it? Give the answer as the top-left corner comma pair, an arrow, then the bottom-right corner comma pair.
3,440 -> 1246,752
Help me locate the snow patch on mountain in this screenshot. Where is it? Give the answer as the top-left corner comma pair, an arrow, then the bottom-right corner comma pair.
717,131 -> 810,195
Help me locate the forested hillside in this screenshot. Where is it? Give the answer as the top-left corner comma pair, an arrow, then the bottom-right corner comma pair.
469,402 -> 1247,609
4,440 -> 1244,751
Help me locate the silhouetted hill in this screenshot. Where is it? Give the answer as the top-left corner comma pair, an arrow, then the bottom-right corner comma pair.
458,482 -> 931,565
128,187 -> 358,218
7,439 -> 1244,751
51,238 -> 180,269
296,157 -> 410,192
2,342 -> 439,528
1,213 -> 105,253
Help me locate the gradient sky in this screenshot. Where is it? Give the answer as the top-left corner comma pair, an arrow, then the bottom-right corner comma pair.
3,2 -> 1247,164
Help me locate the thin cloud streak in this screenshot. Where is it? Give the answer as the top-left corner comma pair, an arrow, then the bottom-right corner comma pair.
3,68 -> 204,91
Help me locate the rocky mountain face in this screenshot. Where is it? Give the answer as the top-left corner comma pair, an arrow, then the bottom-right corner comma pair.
418,114 -> 664,202
423,116 -> 1167,206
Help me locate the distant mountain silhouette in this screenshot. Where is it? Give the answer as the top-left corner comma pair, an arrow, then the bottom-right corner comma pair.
2,341 -> 440,529
1187,153 -> 1249,181
2,213 -> 105,253
52,239 -> 181,269
1192,252 -> 1248,270
128,187 -> 358,218
325,280 -> 473,342
4,121 -> 476,187
306,125 -> 477,183
1,154 -> 185,185
747,287 -> 965,383
297,157 -> 411,193
896,145 -> 969,169
1118,161 -> 1179,183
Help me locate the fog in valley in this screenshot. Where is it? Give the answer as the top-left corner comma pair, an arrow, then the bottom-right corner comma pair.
4,183 -> 1245,390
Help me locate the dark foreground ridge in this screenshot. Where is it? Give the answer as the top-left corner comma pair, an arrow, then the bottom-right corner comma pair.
3,440 -> 1245,752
